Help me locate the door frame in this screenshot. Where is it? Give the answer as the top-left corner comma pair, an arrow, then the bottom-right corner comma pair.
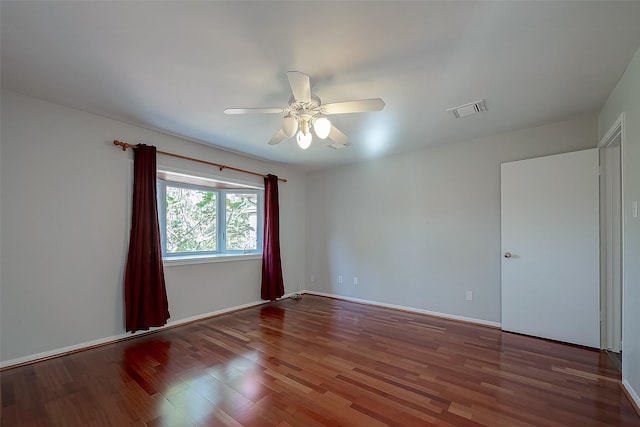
598,113 -> 625,352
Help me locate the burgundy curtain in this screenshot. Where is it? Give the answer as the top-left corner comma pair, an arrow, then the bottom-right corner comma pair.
124,144 -> 170,332
261,174 -> 285,301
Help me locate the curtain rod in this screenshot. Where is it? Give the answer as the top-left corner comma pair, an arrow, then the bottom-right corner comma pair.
113,140 -> 287,183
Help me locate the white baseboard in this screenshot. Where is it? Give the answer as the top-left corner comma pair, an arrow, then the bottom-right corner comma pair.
304,290 -> 502,328
622,379 -> 640,415
1,298 -> 272,370
1,291 -> 499,369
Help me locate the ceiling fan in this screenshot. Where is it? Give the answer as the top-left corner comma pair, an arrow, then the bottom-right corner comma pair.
224,71 -> 385,150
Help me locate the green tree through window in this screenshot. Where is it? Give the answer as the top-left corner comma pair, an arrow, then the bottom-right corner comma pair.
225,193 -> 257,251
165,187 -> 217,253
158,176 -> 263,258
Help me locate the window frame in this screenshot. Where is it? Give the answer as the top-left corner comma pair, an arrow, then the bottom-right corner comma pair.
156,168 -> 264,264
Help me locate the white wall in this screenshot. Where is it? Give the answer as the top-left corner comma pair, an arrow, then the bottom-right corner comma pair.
599,44 -> 640,406
306,114 -> 596,324
0,90 -> 306,363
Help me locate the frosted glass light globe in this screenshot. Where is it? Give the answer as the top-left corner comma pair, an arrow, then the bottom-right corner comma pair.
313,117 -> 331,139
296,131 -> 312,149
282,115 -> 298,138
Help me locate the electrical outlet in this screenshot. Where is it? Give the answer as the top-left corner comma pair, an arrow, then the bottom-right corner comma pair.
338,275 -> 343,284
466,291 -> 473,301
353,277 -> 358,285
310,275 -> 315,282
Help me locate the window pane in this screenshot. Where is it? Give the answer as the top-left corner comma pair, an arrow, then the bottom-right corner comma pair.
225,193 -> 258,251
165,186 -> 217,253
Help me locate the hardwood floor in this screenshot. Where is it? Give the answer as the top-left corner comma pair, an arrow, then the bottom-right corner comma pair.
2,295 -> 638,426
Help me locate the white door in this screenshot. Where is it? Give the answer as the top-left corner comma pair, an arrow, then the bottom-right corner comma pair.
501,149 -> 600,348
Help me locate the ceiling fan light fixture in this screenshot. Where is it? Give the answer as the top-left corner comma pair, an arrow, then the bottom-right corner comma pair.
224,72 -> 385,150
313,116 -> 331,139
282,115 -> 298,138
296,130 -> 312,149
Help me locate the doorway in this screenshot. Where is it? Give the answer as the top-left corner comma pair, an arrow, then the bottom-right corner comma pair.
599,114 -> 624,362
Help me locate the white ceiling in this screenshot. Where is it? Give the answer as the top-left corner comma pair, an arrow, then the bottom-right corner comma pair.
2,1 -> 640,171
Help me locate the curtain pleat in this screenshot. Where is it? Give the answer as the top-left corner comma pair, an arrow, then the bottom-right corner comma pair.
261,174 -> 285,301
124,144 -> 170,332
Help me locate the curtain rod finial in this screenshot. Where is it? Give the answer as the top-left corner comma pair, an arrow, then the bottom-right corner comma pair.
114,140 -> 130,151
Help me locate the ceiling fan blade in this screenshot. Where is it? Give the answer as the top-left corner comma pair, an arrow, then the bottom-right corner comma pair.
328,125 -> 349,145
224,107 -> 284,114
287,71 -> 311,102
268,129 -> 286,145
322,98 -> 385,115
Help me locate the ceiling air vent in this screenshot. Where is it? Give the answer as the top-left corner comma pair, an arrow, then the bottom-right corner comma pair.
329,142 -> 352,149
448,99 -> 488,118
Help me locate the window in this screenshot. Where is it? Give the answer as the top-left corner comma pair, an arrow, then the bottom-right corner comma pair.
157,170 -> 263,260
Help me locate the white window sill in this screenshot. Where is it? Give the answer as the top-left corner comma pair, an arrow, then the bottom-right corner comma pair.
163,253 -> 262,267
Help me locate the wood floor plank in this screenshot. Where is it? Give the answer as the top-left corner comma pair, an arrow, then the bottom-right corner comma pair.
1,295 -> 638,426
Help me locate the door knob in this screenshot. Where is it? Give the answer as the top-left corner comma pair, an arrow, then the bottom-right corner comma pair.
504,252 -> 512,258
